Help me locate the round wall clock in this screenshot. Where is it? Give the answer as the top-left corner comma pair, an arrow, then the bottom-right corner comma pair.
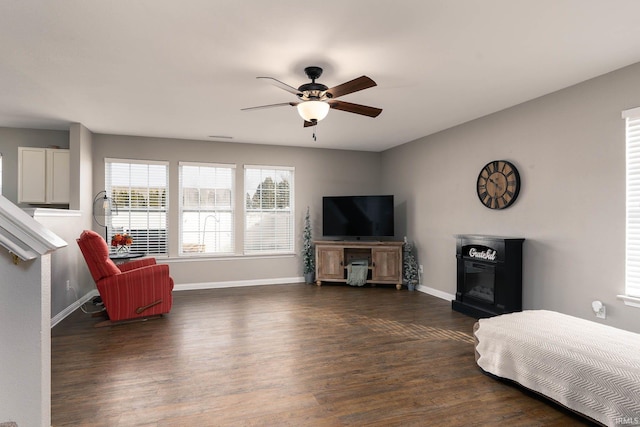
476,160 -> 521,209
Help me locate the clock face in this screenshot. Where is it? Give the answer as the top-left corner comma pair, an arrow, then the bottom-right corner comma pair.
477,160 -> 521,209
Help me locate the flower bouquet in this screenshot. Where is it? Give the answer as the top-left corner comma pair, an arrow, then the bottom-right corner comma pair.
111,233 -> 133,253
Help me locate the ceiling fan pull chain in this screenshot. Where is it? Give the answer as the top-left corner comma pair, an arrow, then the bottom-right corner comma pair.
313,123 -> 317,141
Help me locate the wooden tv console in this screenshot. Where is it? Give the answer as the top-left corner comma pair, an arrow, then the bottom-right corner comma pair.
314,240 -> 404,289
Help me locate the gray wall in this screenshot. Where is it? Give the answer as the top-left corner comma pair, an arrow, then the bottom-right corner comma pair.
5,59 -> 640,334
0,127 -> 69,206
0,127 -> 383,317
92,134 -> 383,285
69,123 -> 94,213
0,127 -> 90,323
30,209 -> 90,324
381,61 -> 640,333
64,124 -> 95,316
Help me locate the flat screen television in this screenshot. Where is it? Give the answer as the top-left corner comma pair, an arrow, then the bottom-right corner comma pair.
322,195 -> 394,238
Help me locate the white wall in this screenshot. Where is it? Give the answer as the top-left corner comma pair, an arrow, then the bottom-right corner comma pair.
382,61 -> 640,333
0,251 -> 51,427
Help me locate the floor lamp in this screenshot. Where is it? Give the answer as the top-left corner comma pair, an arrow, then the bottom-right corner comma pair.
92,190 -> 117,242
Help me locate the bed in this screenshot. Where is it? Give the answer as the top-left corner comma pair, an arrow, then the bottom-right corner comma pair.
473,310 -> 640,426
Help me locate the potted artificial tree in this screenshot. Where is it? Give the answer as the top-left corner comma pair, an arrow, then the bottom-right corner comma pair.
403,239 -> 419,291
302,206 -> 315,284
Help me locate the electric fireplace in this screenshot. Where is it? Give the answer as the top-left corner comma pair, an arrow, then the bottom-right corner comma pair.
452,235 -> 524,318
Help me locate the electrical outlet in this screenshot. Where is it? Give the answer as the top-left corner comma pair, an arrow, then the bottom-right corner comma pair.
66,280 -> 71,291
592,300 -> 606,319
419,265 -> 424,274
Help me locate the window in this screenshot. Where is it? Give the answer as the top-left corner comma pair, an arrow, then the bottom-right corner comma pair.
624,107 -> 640,303
179,162 -> 235,255
105,159 -> 169,256
244,165 -> 294,254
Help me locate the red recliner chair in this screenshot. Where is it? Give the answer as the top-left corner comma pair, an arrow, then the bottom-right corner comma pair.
77,230 -> 174,326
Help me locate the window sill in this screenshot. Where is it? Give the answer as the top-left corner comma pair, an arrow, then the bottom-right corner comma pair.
617,294 -> 640,308
164,253 -> 295,263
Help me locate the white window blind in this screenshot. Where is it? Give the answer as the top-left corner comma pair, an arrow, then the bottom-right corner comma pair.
244,165 -> 294,254
105,159 -> 169,256
624,107 -> 640,298
179,162 -> 235,255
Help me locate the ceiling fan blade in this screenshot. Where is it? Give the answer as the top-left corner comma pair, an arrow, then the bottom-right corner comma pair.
241,102 -> 297,111
328,100 -> 382,118
256,77 -> 301,96
326,76 -> 377,99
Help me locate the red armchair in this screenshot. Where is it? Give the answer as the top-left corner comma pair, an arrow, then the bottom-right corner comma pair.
77,230 -> 173,325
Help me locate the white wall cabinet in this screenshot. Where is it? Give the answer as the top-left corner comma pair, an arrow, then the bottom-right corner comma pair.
18,147 -> 70,204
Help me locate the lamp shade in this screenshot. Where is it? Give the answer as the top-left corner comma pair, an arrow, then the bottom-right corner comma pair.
297,101 -> 330,122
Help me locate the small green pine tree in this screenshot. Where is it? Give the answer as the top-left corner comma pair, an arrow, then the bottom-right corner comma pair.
302,207 -> 314,274
403,241 -> 419,286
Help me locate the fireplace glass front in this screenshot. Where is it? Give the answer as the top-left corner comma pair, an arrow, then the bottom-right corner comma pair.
463,260 -> 495,304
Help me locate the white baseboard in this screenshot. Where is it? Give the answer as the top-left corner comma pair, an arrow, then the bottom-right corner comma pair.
50,289 -> 99,328
416,285 -> 455,301
51,280 -> 452,327
174,276 -> 304,291
49,279 -> 303,327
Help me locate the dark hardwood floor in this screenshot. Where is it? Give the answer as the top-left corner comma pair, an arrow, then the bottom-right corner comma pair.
51,284 -> 594,426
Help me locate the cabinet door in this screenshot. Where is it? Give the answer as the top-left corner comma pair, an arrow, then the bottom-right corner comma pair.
371,246 -> 401,282
316,246 -> 344,280
46,149 -> 70,204
18,147 -> 46,203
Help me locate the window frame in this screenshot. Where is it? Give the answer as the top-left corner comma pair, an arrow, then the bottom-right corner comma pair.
622,106 -> 640,307
243,164 -> 295,255
178,161 -> 236,256
105,158 -> 169,256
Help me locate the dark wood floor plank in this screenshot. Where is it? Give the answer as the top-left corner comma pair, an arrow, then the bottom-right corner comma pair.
51,284 -> 594,426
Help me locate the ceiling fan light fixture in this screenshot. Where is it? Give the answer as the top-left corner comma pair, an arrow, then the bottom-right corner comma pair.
297,100 -> 330,122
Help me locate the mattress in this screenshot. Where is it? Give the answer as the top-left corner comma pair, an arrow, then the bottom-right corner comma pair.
474,310 -> 640,426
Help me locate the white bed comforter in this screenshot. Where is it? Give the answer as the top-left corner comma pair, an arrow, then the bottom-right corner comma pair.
474,310 -> 640,426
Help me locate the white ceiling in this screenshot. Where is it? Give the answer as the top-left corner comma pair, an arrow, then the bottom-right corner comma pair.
2,1 -> 640,152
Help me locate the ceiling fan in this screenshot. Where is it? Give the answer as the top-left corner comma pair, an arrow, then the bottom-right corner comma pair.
241,66 -> 382,127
